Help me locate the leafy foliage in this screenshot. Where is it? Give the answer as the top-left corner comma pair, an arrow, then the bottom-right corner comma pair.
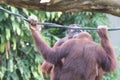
0,5 -> 61,80
0,5 -> 120,80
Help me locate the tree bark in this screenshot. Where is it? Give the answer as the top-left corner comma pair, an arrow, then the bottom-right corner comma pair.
0,0 -> 120,17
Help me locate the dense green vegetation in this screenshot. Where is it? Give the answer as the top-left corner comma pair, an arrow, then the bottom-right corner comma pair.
0,5 -> 120,80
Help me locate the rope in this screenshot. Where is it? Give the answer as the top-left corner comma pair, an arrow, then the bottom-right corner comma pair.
0,6 -> 120,31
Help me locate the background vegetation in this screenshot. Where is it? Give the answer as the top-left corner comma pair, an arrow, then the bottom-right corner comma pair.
0,5 -> 120,80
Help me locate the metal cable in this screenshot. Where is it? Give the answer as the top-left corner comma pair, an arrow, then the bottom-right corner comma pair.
0,6 -> 120,31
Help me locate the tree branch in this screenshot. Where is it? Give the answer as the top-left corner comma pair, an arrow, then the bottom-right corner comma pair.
0,0 -> 120,16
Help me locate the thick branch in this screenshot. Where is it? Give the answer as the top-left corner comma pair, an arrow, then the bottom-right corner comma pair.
0,0 -> 120,16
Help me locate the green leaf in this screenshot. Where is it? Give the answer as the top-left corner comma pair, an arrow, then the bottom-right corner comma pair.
4,13 -> 9,18
57,12 -> 62,17
12,38 -> 16,50
10,6 -> 18,14
38,11 -> 46,21
10,71 -> 19,80
5,28 -> 11,40
0,71 -> 4,79
46,12 -> 51,19
12,21 -> 17,32
19,66 -> 24,74
0,12 -> 6,21
16,26 -> 21,35
9,59 -> 14,72
32,71 -> 39,78
11,15 -> 15,21
51,12 -> 56,19
23,8 -> 29,15
0,43 -> 5,53
51,34 -> 60,41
